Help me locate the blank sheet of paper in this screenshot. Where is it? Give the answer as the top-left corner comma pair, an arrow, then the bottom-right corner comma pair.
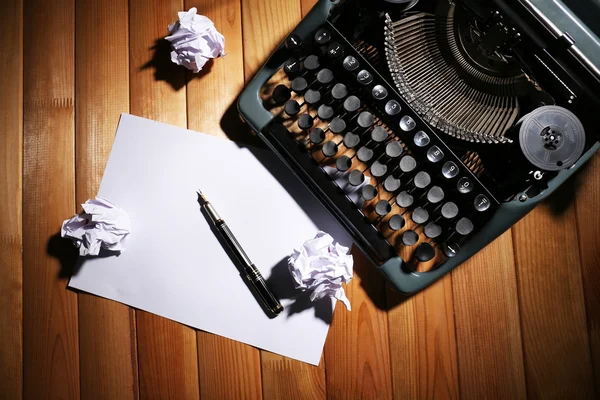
68,114 -> 350,365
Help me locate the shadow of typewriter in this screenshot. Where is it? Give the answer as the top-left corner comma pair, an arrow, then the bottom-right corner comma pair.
543,157 -> 594,215
141,39 -> 214,91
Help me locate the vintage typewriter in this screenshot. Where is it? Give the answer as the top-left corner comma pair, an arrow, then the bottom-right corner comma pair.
238,0 -> 600,294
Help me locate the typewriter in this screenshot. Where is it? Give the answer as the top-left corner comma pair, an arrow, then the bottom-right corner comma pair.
238,0 -> 600,294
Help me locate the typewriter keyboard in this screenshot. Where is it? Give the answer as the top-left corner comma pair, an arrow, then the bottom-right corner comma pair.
258,23 -> 498,271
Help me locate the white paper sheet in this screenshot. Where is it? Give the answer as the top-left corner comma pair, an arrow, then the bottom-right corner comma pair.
68,114 -> 351,365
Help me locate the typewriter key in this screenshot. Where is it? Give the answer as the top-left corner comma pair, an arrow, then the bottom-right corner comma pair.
411,207 -> 429,224
372,85 -> 388,100
331,83 -> 348,100
314,28 -> 331,46
285,34 -> 302,51
426,145 -> 444,163
388,214 -> 405,231
385,100 -> 401,116
457,177 -> 473,194
317,68 -> 334,84
329,117 -> 346,133
399,115 -> 416,131
371,161 -> 388,178
413,131 -> 430,147
402,230 -> 419,246
424,222 -> 442,239
357,146 -> 374,162
298,114 -> 314,130
283,57 -> 300,75
309,128 -> 325,144
413,171 -> 431,189
385,141 -> 403,158
371,126 -> 389,143
343,96 -> 361,113
362,184 -> 377,201
317,104 -> 334,120
474,194 -> 490,212
357,70 -> 373,85
342,55 -> 359,71
272,85 -> 291,105
291,77 -> 308,93
442,242 -> 459,258
396,191 -> 414,208
303,55 -> 320,71
375,200 -> 392,217
304,89 -> 321,106
284,100 -> 301,116
384,175 -> 401,192
326,42 -> 344,59
322,141 -> 338,157
441,202 -> 459,219
357,111 -> 374,128
348,170 -> 365,186
415,243 -> 436,262
426,186 -> 445,204
343,133 -> 360,149
442,161 -> 459,179
456,217 -> 474,236
336,156 -> 352,172
399,155 -> 417,173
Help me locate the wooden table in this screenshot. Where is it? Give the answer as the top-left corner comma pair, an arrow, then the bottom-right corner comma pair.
1,0 -> 599,398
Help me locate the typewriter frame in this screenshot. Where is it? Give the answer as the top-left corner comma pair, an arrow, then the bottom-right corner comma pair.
237,0 -> 600,295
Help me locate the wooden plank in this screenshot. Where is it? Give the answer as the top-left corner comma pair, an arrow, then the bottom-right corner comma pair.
0,0 -> 23,398
184,1 -> 263,398
513,191 -> 595,398
576,154 -> 600,393
22,0 -> 80,398
129,1 -> 200,399
453,232 -> 527,399
325,249 -> 393,400
75,0 -> 138,398
240,0 -> 329,398
387,277 -> 458,399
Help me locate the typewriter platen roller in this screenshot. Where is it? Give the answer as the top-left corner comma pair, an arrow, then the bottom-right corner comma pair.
238,0 -> 600,294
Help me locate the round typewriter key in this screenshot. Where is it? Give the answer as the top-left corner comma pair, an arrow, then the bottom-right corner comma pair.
426,145 -> 444,163
357,146 -> 374,162
284,100 -> 301,116
413,131 -> 430,147
314,28 -> 331,45
304,89 -> 321,106
361,184 -> 377,201
371,126 -> 388,143
317,104 -> 334,120
356,70 -> 373,85
342,55 -> 359,71
383,175 -> 401,192
343,96 -> 361,113
415,243 -> 436,262
426,186 -> 445,204
399,115 -> 416,131
370,161 -> 387,178
396,191 -> 414,208
413,171 -> 431,189
329,117 -> 346,133
442,161 -> 459,179
457,177 -> 473,194
317,68 -> 334,84
343,132 -> 360,149
402,230 -> 419,246
322,141 -> 338,157
385,100 -> 401,116
388,214 -> 405,231
291,77 -> 308,93
456,217 -> 474,236
297,114 -> 314,130
357,111 -> 374,128
303,54 -> 320,71
283,57 -> 300,75
331,83 -> 348,100
399,155 -> 417,173
272,84 -> 291,105
285,34 -> 302,51
372,85 -> 388,100
474,194 -> 491,212
385,141 -> 403,158
441,202 -> 459,219
326,42 -> 344,59
442,242 -> 459,258
411,207 -> 429,224
348,170 -> 365,186
309,128 -> 325,144
375,200 -> 392,217
424,222 -> 442,239
336,155 -> 352,172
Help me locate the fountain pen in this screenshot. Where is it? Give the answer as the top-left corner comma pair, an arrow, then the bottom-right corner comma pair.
197,190 -> 283,317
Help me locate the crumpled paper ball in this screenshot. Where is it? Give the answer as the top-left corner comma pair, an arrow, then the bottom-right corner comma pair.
288,231 -> 354,310
165,7 -> 225,73
61,197 -> 131,256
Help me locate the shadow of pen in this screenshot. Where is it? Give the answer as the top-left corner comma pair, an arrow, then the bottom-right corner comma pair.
196,192 -> 280,319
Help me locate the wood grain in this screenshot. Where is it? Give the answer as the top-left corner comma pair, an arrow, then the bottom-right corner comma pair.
22,0 -> 80,398
325,249 -> 393,400
129,1 -> 200,399
184,1 -> 263,398
576,154 -> 600,393
262,353 -> 326,400
75,0 -> 138,398
453,232 -> 527,399
387,277 -> 458,399
0,0 -> 23,398
513,193 -> 595,399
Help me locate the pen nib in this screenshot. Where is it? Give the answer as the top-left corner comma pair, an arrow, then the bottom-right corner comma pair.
197,190 -> 207,205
